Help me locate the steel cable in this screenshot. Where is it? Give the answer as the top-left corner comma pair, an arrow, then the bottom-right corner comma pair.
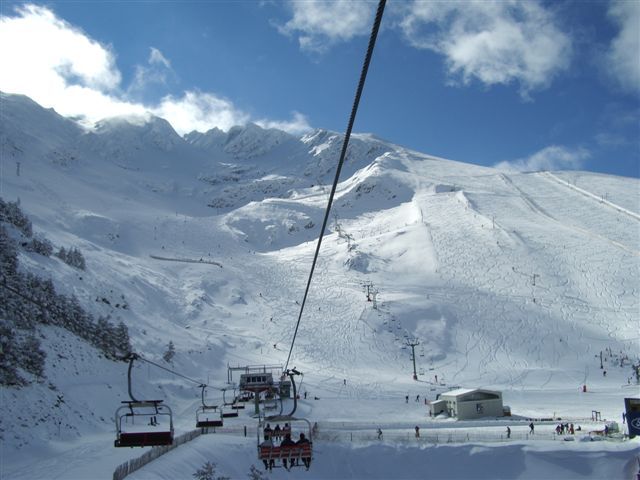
284,0 -> 387,371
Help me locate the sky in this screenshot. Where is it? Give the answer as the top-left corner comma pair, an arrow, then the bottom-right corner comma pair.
0,1 -> 638,178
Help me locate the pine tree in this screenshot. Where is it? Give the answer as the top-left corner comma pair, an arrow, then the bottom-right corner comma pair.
95,316 -> 113,355
248,465 -> 269,480
0,322 -> 25,386
66,248 -> 86,270
192,462 -> 229,480
0,225 -> 19,279
193,462 -> 215,480
26,236 -> 53,256
0,198 -> 32,237
55,247 -> 67,262
20,335 -> 46,379
163,341 -> 176,363
113,321 -> 132,356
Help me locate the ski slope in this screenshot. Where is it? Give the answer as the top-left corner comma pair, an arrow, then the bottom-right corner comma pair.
1,92 -> 639,479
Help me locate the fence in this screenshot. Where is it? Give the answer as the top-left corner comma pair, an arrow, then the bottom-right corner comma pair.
314,428 -> 554,445
112,421 -> 612,479
113,429 -> 201,480
312,420 -> 602,445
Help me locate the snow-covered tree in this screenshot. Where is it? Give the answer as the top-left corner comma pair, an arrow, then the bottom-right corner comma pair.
25,236 -> 53,256
0,198 -> 32,237
163,341 -> 176,363
66,247 -> 86,270
248,465 -> 269,480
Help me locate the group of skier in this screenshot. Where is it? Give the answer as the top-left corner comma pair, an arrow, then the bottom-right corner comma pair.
555,423 -> 576,435
260,423 -> 312,471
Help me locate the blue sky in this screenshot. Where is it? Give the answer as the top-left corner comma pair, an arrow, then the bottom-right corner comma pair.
0,1 -> 638,178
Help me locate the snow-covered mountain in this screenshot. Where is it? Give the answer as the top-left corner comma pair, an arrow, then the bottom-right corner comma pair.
1,91 -> 638,479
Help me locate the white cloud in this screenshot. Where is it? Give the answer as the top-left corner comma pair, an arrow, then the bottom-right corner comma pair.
494,145 -> 590,172
0,4 -> 124,114
397,0 -> 572,96
129,47 -> 175,95
0,4 -> 310,136
153,91 -> 250,135
149,47 -> 171,68
604,0 -> 640,94
256,111 -> 312,135
277,0 -> 375,54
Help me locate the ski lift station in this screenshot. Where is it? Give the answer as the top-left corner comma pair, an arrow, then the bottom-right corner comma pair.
430,388 -> 505,420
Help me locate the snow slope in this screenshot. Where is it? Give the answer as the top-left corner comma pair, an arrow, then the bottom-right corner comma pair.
1,92 -> 638,479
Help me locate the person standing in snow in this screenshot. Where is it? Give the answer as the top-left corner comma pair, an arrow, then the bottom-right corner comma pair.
415,425 -> 420,438
506,426 -> 511,439
405,395 -> 409,403
377,428 -> 383,440
529,422 -> 535,434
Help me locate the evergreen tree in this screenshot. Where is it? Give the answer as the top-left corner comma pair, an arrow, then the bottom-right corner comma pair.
0,322 -> 25,386
26,236 -> 53,256
0,201 -> 131,386
66,248 -> 86,270
192,462 -> 228,480
55,247 -> 67,262
163,341 -> 176,363
0,225 -> 19,279
0,198 -> 32,237
193,462 -> 215,480
248,465 -> 268,480
113,321 -> 132,356
20,335 -> 46,379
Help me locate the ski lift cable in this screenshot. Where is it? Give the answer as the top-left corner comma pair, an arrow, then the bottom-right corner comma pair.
284,0 -> 387,372
135,354 -> 224,390
0,280 -> 230,393
0,278 -> 52,312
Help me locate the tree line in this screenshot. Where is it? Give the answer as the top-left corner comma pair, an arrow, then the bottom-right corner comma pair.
0,198 -> 131,386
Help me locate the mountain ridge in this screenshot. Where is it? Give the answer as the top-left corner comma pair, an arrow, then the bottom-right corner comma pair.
0,92 -> 638,473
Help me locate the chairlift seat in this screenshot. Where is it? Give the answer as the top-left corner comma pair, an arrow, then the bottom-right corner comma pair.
222,411 -> 239,418
196,419 -> 223,428
115,430 -> 173,448
259,444 -> 312,463
115,400 -> 174,448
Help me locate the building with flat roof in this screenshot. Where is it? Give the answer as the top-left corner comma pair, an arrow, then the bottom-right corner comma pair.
430,388 -> 504,420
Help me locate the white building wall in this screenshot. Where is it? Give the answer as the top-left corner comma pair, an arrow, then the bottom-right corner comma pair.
456,399 -> 503,419
438,389 -> 504,420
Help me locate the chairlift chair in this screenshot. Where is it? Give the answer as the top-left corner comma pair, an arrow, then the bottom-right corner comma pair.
196,406 -> 224,428
257,370 -> 313,469
263,387 -> 279,411
232,399 -> 245,410
114,355 -> 174,448
221,389 -> 239,418
231,391 -> 246,410
258,416 -> 313,470
115,400 -> 174,447
195,385 -> 224,429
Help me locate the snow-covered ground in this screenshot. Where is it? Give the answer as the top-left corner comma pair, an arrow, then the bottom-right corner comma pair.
1,92 -> 639,479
